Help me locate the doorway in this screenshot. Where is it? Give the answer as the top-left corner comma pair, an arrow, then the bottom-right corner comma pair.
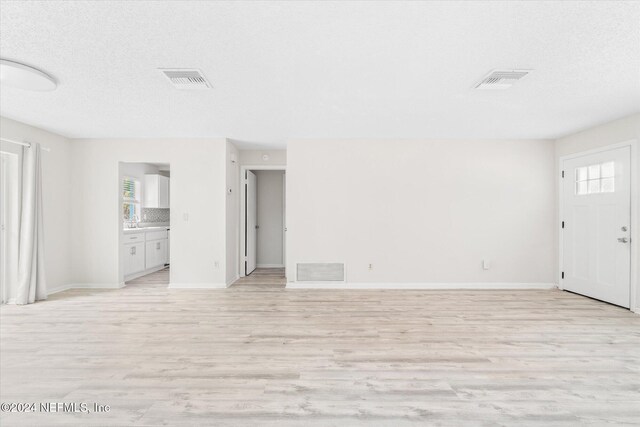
119,162 -> 171,286
240,166 -> 286,283
560,144 -> 634,308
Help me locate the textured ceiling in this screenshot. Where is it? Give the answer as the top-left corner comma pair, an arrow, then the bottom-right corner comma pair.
0,1 -> 638,148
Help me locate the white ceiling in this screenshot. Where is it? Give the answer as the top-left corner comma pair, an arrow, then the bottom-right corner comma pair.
1,1 -> 638,148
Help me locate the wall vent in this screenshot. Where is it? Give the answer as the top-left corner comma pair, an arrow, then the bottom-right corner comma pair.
296,263 -> 345,282
159,68 -> 211,90
475,69 -> 531,90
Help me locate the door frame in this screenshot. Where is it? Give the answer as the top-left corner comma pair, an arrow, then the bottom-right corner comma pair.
239,165 -> 287,279
558,139 -> 638,312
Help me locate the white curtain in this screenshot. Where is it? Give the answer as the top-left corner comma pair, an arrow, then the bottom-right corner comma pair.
16,142 -> 46,304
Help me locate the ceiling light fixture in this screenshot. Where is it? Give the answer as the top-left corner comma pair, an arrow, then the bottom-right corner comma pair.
0,59 -> 57,91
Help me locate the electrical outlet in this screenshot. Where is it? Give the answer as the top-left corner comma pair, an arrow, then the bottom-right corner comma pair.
214,261 -> 220,269
368,264 -> 373,271
483,260 -> 490,270
183,212 -> 189,221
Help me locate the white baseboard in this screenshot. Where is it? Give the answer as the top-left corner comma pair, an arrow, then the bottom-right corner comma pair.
256,264 -> 285,268
48,284 -> 72,295
286,282 -> 558,290
68,283 -> 125,289
168,283 -> 227,289
226,275 -> 239,287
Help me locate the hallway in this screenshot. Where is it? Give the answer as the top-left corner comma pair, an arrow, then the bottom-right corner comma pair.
231,268 -> 286,288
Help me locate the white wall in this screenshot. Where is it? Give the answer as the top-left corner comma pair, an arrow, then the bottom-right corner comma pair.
239,150 -> 286,166
0,116 -> 72,295
70,138 -> 227,287
286,139 -> 556,285
255,170 -> 285,267
225,141 -> 239,285
555,113 -> 640,310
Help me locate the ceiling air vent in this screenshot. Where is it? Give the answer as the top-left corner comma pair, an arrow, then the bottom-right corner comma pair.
475,69 -> 531,90
159,68 -> 211,90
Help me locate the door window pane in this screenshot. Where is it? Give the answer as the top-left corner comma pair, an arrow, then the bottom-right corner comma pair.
574,161 -> 615,195
601,161 -> 615,178
576,181 -> 588,195
575,167 -> 588,181
601,177 -> 614,193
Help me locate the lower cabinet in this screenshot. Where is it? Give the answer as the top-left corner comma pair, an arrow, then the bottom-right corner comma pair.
145,238 -> 167,270
123,229 -> 169,280
123,242 -> 145,277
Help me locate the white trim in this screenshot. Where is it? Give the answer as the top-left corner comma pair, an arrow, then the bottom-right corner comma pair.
239,164 -> 286,280
287,282 -> 558,290
257,264 -> 285,268
47,284 -> 72,295
67,283 -> 125,289
558,139 -> 638,310
168,283 -> 227,289
226,274 -> 239,287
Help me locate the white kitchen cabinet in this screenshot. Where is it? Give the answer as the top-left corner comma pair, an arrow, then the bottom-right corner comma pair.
145,238 -> 167,269
144,174 -> 170,208
123,242 -> 145,277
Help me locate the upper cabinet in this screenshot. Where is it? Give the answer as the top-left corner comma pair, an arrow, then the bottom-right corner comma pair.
144,174 -> 170,208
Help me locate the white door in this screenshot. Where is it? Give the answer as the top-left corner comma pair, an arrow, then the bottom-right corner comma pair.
562,146 -> 631,307
246,171 -> 257,275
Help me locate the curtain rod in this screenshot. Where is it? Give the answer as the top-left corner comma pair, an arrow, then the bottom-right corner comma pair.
0,137 -> 51,152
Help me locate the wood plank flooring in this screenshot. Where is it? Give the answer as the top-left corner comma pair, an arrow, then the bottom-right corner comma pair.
231,268 -> 286,288
1,269 -> 640,426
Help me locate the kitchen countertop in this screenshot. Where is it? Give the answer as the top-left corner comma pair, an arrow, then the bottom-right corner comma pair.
123,226 -> 170,233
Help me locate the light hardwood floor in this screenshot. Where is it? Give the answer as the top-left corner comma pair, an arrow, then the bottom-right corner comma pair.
231,267 -> 286,288
1,269 -> 640,426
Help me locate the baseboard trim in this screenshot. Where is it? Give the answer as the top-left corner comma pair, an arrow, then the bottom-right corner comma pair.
286,282 -> 558,290
48,285 -> 72,295
168,283 -> 227,289
256,264 -> 285,268
67,283 -> 125,289
226,275 -> 239,288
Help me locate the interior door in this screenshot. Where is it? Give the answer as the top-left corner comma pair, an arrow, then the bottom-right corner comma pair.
246,170 -> 257,275
562,146 -> 631,307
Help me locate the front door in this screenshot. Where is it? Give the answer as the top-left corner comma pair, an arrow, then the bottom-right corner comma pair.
562,146 -> 631,307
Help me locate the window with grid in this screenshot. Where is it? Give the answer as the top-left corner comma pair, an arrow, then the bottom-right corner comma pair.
575,161 -> 615,195
122,177 -> 141,221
